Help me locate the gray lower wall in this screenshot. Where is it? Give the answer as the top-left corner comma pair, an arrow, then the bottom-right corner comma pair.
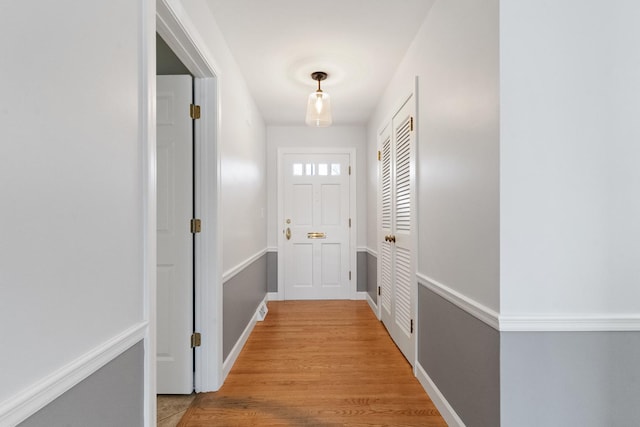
418,284 -> 500,427
223,254 -> 268,360
19,341 -> 144,427
501,331 -> 640,427
266,251 -> 278,293
366,252 -> 377,302
357,251 -> 367,292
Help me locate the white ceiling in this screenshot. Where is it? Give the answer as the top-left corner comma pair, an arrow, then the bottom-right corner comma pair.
204,0 -> 435,126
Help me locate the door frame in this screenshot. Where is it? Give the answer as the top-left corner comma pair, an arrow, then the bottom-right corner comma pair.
155,0 -> 223,396
277,147 -> 358,300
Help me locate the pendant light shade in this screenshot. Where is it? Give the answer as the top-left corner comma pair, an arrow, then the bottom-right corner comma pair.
305,71 -> 332,127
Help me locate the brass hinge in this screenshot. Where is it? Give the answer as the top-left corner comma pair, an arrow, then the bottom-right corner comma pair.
378,286 -> 381,296
410,116 -> 414,132
190,104 -> 201,119
349,271 -> 352,280
410,319 -> 414,334
377,150 -> 381,161
190,218 -> 201,233
349,218 -> 351,228
348,165 -> 351,175
191,332 -> 201,348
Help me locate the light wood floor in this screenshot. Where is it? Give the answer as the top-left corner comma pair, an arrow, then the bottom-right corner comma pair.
178,300 -> 447,426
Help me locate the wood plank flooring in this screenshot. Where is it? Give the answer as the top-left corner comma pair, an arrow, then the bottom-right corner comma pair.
179,300 -> 447,426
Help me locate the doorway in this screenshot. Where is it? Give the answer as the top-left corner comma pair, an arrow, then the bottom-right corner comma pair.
155,3 -> 224,394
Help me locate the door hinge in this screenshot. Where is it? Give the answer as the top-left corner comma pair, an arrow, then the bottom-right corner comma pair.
191,332 -> 201,348
377,150 -> 381,161
190,218 -> 201,233
348,165 -> 351,175
410,319 -> 414,334
349,271 -> 352,280
410,116 -> 414,132
190,104 -> 201,119
378,286 -> 381,296
349,218 -> 351,228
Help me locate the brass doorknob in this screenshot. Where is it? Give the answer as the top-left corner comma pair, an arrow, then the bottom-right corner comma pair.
285,227 -> 291,240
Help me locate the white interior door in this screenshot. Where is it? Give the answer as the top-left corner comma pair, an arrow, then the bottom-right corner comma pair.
378,95 -> 416,364
282,152 -> 351,300
157,75 -> 194,394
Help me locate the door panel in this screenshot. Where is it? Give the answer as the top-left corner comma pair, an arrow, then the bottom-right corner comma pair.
283,152 -> 350,300
321,243 -> 342,288
156,75 -> 193,394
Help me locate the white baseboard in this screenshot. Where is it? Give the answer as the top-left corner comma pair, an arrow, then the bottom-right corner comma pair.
267,292 -> 282,301
366,293 -> 379,319
353,291 -> 367,301
415,362 -> 465,427
222,296 -> 266,381
0,321 -> 148,426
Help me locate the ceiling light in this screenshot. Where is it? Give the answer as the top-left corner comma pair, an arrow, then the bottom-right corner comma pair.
305,71 -> 332,127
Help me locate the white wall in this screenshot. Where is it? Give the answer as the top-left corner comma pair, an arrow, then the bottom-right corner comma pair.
500,0 -> 640,315
181,0 -> 268,273
266,126 -> 367,250
0,0 -> 148,414
367,0 -> 500,311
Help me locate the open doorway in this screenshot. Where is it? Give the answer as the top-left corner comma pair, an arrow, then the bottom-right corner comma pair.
155,2 -> 224,397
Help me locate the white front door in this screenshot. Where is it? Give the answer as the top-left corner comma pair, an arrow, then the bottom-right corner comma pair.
281,152 -> 351,300
156,75 -> 194,394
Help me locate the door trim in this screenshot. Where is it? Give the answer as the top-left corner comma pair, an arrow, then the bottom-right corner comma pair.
277,147 -> 357,300
156,0 -> 223,398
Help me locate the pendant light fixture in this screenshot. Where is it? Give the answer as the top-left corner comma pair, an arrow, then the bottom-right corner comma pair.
305,71 -> 332,127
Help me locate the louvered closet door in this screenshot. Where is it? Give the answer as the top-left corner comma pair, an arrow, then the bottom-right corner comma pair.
378,95 -> 415,365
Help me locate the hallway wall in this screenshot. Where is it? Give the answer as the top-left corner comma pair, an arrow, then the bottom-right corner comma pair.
367,0 -> 499,425
499,1 -> 640,425
500,0 -> 640,318
0,1 -> 150,424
